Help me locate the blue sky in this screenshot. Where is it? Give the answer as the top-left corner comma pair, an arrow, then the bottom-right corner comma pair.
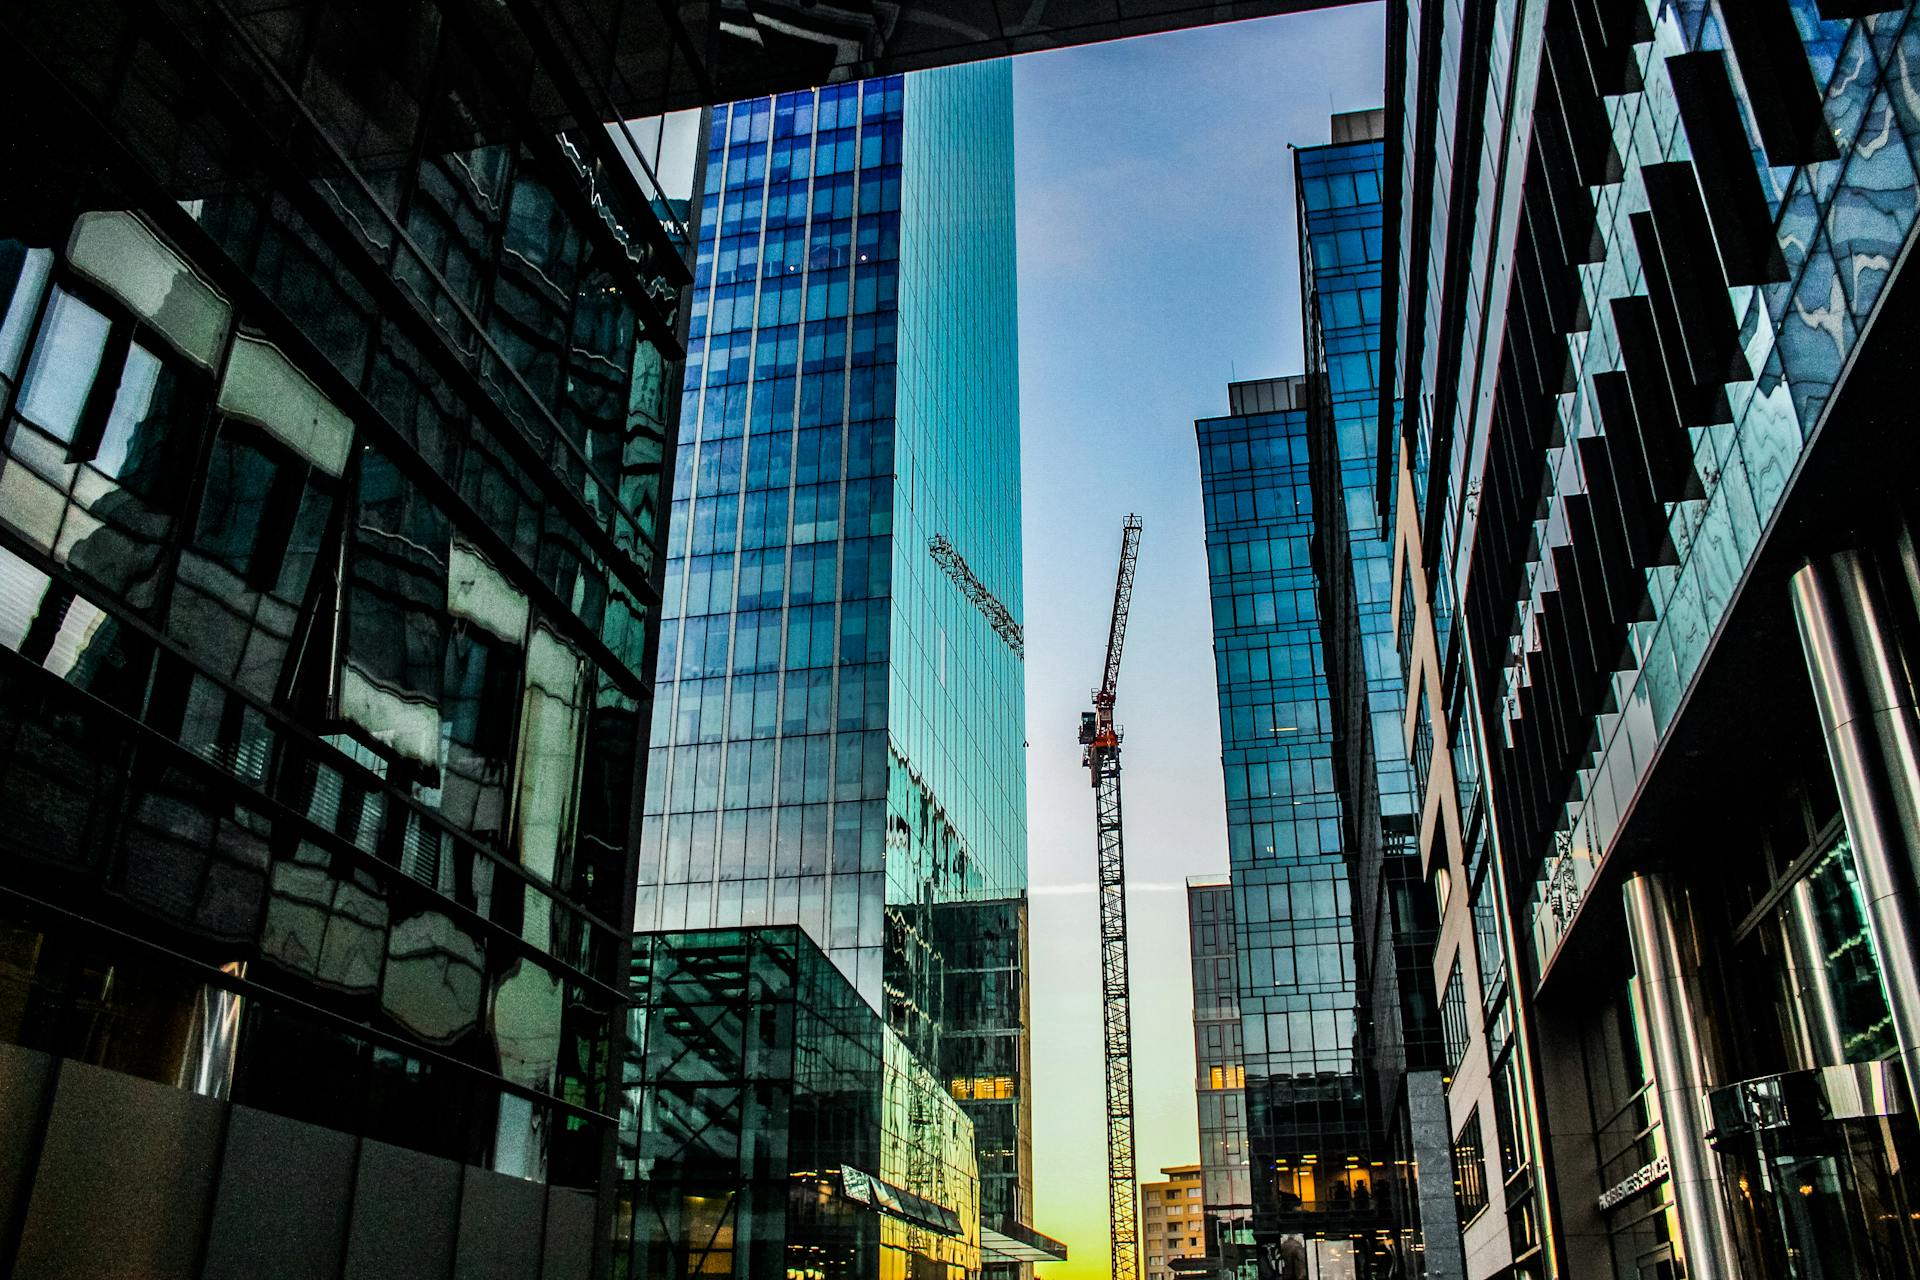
1011,7 -> 1386,1273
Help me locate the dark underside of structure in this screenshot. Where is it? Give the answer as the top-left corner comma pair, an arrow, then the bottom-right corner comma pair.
548,0 -> 1370,116
10,0 -> 1372,135
1533,223 -> 1920,995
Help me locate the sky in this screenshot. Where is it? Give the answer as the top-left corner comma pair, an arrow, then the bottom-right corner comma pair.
1011,8 -> 1386,1276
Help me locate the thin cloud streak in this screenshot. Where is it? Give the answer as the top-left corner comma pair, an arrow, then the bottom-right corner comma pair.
1029,881 -> 1187,896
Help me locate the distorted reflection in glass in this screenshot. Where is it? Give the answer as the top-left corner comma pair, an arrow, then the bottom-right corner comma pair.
381,910 -> 486,1044
342,450 -> 448,767
514,625 -> 588,899
492,955 -> 563,1179
437,540 -> 525,841
171,334 -> 347,702
5,287 -> 203,610
260,839 -> 389,994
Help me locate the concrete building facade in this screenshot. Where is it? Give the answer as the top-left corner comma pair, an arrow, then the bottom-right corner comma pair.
1142,1164 -> 1210,1280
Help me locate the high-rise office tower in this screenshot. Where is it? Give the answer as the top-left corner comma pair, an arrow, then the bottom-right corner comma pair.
630,62 -> 1055,1277
1197,373 -> 1402,1274
1296,109 -> 1464,1280
1381,3 -> 1920,1277
1191,109 -> 1466,1280
1186,875 -> 1253,1274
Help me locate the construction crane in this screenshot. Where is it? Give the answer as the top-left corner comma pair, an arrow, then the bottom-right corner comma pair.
1079,514 -> 1143,1280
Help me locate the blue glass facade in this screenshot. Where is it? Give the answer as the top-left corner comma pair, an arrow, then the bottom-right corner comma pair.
1198,377 -> 1386,1266
1298,123 -> 1463,1280
1194,114 -> 1465,1280
645,77 -> 907,1005
1298,134 -> 1410,829
642,60 -> 1023,988
639,58 -> 1033,1264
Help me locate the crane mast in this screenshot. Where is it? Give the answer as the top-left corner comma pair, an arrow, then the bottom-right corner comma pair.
1079,515 -> 1143,1280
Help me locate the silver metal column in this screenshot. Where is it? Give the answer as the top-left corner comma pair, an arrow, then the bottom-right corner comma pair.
1781,877 -> 1850,1069
1789,550 -> 1920,1107
1622,871 -> 1739,1280
175,962 -> 246,1099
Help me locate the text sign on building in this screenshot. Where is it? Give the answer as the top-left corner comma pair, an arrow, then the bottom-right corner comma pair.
1596,1155 -> 1669,1212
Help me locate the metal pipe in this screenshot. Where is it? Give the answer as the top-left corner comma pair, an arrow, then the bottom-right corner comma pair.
1789,550 -> 1920,1107
1621,872 -> 1739,1280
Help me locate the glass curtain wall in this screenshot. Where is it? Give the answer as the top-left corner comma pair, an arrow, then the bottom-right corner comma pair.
623,926 -> 981,1280
0,0 -> 686,1216
1297,136 -> 1405,831
637,59 -> 1029,1271
1708,780 -> 1920,1280
1198,383 -> 1389,1271
642,78 -> 906,1008
640,59 -> 1024,1043
1298,129 -> 1459,1278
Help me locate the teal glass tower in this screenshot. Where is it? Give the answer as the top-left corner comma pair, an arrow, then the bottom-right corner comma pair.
636,60 -> 1043,1275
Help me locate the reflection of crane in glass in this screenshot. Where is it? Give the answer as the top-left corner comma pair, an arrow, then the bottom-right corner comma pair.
929,534 -> 1024,657
1078,515 -> 1142,1280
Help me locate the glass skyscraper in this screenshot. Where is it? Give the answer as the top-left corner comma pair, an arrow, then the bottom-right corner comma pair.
1297,115 -> 1412,834
1192,111 -> 1462,1280
1298,115 -> 1462,1280
635,60 -> 1047,1276
1198,373 -> 1388,1271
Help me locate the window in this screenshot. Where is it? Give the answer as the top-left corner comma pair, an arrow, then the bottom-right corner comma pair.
0,244 -> 55,391
1207,1064 -> 1246,1089
949,1075 -> 1014,1100
170,332 -> 352,704
1471,863 -> 1505,1010
1454,1108 -> 1489,1227
1441,957 -> 1471,1078
1491,1051 -> 1524,1183
1412,688 -> 1434,796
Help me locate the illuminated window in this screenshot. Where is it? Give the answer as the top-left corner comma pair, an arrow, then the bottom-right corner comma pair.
947,1075 -> 1014,1100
